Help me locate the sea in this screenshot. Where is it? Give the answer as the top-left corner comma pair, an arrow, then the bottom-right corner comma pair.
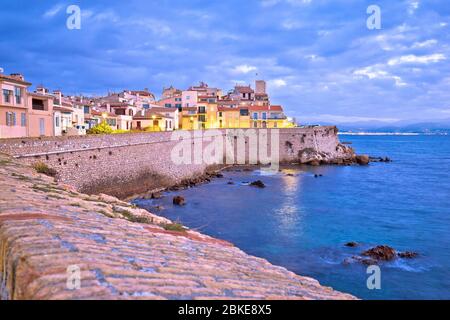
133,135 -> 450,300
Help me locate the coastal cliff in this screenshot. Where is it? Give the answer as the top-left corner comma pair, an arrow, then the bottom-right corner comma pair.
0,153 -> 356,300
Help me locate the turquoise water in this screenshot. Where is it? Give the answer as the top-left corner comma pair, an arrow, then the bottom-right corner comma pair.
133,135 -> 450,300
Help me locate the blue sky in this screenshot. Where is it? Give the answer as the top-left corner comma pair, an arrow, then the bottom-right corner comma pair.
1,0 -> 449,124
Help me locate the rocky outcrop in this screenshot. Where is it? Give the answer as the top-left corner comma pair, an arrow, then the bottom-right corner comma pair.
356,155 -> 370,166
362,245 -> 396,261
0,154 -> 356,300
250,180 -> 266,188
297,143 -> 358,166
173,196 -> 186,206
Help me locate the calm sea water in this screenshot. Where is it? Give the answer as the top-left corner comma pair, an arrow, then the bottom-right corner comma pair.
133,135 -> 450,300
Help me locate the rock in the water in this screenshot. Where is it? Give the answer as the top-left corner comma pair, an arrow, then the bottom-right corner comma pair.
356,155 -> 370,165
227,181 -> 235,185
215,173 -> 224,178
362,245 -> 396,261
250,180 -> 266,188
308,160 -> 320,166
151,192 -> 163,199
173,196 -> 186,206
398,251 -> 418,259
345,242 -> 359,248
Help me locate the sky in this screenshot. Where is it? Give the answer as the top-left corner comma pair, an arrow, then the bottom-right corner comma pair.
1,0 -> 450,124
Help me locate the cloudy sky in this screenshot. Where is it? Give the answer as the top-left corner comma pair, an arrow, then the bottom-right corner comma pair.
1,0 -> 449,123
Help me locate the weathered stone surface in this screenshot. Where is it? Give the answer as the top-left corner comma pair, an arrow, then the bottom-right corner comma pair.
0,127 -> 355,199
0,154 -> 357,300
356,155 -> 370,166
362,245 -> 396,261
398,251 -> 419,259
173,196 -> 186,206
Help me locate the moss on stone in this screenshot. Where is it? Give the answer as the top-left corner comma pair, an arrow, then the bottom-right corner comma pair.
163,223 -> 186,233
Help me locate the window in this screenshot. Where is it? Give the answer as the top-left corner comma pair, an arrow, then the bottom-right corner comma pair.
83,106 -> 90,114
175,103 -> 182,108
219,112 -> 223,117
175,98 -> 182,102
6,112 -> 16,126
253,112 -> 258,120
262,112 -> 267,120
198,106 -> 206,114
143,104 -> 150,109
128,109 -> 134,116
198,115 -> 206,123
186,96 -> 190,100
32,99 -> 45,111
55,116 -> 60,127
253,121 -> 258,128
15,87 -> 22,104
20,113 -> 26,127
274,122 -> 278,128
3,89 -> 11,103
165,103 -> 172,108
240,109 -> 249,116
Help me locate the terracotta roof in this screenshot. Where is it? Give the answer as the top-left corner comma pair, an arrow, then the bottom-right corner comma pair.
133,109 -> 174,120
29,92 -> 55,99
234,86 -> 254,94
148,106 -> 178,113
54,106 -> 73,113
129,90 -> 154,97
249,105 -> 283,112
182,107 -> 198,112
0,74 -> 32,86
91,110 -> 117,118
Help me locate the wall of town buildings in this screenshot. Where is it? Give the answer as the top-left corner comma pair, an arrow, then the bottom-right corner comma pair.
0,127 -> 344,199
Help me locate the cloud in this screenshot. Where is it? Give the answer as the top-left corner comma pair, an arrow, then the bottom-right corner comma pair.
387,54 -> 446,66
353,65 -> 407,87
232,65 -> 258,74
43,4 -> 64,18
269,79 -> 287,87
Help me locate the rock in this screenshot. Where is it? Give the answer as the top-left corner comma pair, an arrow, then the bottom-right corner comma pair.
362,245 -> 396,261
250,180 -> 266,188
356,155 -> 370,165
345,242 -> 359,248
173,196 -> 186,206
227,181 -> 235,185
215,173 -> 224,178
308,160 -> 320,166
398,251 -> 418,259
151,192 -> 163,199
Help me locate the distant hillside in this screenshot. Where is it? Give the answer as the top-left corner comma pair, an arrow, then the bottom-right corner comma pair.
304,120 -> 450,135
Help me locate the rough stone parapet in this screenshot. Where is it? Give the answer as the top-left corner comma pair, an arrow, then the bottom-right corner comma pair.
0,154 -> 356,300
0,128 -> 354,199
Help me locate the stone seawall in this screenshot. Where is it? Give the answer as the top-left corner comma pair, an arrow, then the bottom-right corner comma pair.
0,154 -> 356,300
0,127 -> 353,199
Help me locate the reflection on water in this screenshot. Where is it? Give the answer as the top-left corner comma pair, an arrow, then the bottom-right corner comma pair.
133,135 -> 450,300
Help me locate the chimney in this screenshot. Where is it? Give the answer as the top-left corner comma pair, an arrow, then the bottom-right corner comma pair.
10,73 -> 25,81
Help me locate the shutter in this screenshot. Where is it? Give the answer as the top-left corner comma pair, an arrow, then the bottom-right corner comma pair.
13,112 -> 17,126
6,112 -> 10,126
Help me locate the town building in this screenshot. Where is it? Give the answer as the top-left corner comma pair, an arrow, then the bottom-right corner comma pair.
0,73 -> 31,138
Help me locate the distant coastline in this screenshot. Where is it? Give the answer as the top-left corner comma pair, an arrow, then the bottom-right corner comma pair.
338,132 -> 448,136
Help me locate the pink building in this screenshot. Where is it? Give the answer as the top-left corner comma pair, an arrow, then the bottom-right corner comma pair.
0,73 -> 30,138
27,92 -> 54,137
